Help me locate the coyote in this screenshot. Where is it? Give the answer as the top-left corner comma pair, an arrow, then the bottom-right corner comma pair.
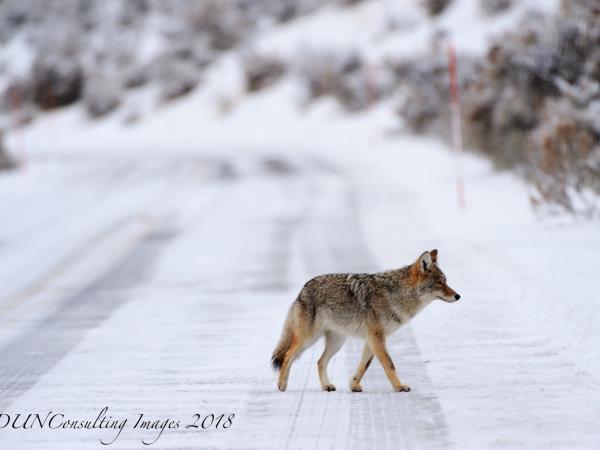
271,249 -> 460,392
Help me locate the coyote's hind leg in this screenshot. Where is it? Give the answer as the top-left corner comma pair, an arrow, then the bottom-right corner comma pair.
317,331 -> 345,391
278,333 -> 306,392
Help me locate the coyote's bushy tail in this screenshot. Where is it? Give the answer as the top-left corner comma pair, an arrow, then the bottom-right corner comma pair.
271,307 -> 294,371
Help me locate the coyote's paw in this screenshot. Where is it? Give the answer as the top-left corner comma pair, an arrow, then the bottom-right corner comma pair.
278,381 -> 287,392
350,383 -> 363,392
322,384 -> 336,392
394,384 -> 411,392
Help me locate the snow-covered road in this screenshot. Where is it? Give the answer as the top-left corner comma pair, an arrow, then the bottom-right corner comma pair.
0,148 -> 599,449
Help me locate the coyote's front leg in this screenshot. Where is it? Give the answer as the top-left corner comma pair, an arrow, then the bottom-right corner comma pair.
350,343 -> 373,392
366,330 -> 411,392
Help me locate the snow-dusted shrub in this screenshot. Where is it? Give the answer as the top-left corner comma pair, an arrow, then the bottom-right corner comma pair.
480,0 -> 513,16
335,0 -> 366,5
83,73 -> 122,118
553,20 -> 590,83
153,56 -> 199,102
183,0 -> 248,51
461,5 -> 600,158
0,0 -> 368,120
300,51 -> 358,98
460,2 -> 600,211
583,48 -> 600,81
119,0 -> 150,25
335,68 -> 378,112
2,80 -> 29,113
167,31 -> 215,69
1,82 -> 36,127
238,0 -> 302,24
391,55 -> 450,133
123,67 -> 150,90
460,44 -> 554,168
391,51 -> 477,136
391,0 -> 600,213
31,53 -> 83,109
243,53 -> 286,92
528,100 -> 600,216
0,0 -> 45,42
237,0 -> 340,25
561,0 -> 600,16
298,50 -> 382,111
421,0 -> 452,16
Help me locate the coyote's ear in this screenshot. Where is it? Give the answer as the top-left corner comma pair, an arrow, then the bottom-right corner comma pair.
418,251 -> 433,273
430,249 -> 438,263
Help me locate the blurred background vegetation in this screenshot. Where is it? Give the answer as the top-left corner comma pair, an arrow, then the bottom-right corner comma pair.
0,0 -> 598,215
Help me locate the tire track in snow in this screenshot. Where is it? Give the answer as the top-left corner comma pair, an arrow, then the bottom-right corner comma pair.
0,223 -> 176,411
0,215 -> 150,316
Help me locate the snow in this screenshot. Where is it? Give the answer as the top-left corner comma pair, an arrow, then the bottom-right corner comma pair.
0,34 -> 34,78
0,33 -> 34,95
1,0 -> 599,448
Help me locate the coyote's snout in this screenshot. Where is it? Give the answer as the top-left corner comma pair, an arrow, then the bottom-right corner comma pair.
271,249 -> 460,393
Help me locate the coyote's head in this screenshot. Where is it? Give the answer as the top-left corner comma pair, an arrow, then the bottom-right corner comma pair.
412,249 -> 460,302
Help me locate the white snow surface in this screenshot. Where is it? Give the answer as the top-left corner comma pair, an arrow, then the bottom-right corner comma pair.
1,1 -> 599,449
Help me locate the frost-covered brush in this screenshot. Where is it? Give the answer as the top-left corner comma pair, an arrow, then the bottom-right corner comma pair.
271,249 -> 460,393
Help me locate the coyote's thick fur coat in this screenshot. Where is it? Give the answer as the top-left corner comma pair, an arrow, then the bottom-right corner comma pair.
272,249 -> 460,392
